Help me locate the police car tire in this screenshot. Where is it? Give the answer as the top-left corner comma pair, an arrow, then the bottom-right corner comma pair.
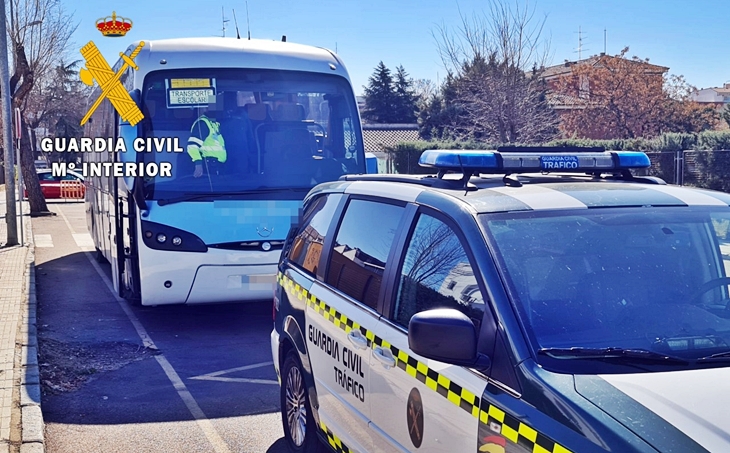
281,350 -> 319,453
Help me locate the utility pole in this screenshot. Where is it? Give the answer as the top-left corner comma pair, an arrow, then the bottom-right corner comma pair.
222,7 -> 229,37
0,0 -> 18,245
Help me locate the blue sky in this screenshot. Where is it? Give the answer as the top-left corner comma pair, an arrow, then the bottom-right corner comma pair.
66,0 -> 730,96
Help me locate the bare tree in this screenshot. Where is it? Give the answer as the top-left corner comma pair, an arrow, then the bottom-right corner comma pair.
7,0 -> 77,214
431,0 -> 558,143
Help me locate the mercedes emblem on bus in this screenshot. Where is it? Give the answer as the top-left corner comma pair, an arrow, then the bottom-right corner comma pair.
257,226 -> 273,238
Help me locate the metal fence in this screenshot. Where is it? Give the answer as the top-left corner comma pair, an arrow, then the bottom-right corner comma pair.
639,150 -> 730,193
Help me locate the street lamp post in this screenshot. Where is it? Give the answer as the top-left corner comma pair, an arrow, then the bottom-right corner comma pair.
1,0 -> 18,245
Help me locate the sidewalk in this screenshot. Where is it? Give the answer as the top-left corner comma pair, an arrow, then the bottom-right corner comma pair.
0,186 -> 43,453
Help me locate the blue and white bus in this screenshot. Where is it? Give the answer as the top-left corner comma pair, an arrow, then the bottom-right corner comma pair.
85,37 -> 368,306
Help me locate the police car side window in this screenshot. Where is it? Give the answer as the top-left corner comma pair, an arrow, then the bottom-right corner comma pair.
288,195 -> 339,277
326,199 -> 404,310
393,213 -> 485,330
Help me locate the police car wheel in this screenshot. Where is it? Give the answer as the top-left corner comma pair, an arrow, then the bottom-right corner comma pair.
281,350 -> 318,452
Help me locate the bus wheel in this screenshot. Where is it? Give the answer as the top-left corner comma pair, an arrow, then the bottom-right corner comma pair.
281,350 -> 318,453
95,247 -> 107,264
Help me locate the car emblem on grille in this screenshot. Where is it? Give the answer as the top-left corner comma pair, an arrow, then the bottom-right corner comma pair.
257,226 -> 273,238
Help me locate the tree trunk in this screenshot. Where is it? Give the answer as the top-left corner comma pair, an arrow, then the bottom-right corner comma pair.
19,115 -> 50,215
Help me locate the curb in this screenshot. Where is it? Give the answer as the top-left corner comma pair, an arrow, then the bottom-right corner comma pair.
18,209 -> 43,453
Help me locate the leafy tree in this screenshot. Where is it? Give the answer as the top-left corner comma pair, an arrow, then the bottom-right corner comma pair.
392,66 -> 418,123
556,52 -> 720,139
362,62 -> 420,123
362,61 -> 397,123
722,105 -> 730,129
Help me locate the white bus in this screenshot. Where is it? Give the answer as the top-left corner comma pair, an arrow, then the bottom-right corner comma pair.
85,37 -> 368,306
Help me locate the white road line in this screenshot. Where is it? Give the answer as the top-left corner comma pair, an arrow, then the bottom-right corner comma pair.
52,204 -> 77,234
189,362 -> 278,385
73,233 -> 96,250
191,376 -> 279,385
84,253 -> 232,453
34,234 -> 54,248
55,204 -> 232,453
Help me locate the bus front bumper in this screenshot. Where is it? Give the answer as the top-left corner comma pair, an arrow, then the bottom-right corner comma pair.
185,264 -> 277,303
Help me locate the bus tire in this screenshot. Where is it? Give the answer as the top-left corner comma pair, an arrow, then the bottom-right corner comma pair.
95,247 -> 107,264
281,350 -> 319,453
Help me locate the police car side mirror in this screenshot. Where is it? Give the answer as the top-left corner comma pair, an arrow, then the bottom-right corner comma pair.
408,308 -> 490,369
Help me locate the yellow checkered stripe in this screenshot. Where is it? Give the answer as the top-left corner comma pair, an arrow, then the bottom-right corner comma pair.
278,272 -> 572,453
479,403 -> 572,453
320,421 -> 352,453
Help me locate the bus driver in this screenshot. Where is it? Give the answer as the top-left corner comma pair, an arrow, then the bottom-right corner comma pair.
187,105 -> 227,178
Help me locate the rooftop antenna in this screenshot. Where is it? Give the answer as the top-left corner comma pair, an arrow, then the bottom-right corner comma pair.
574,26 -> 588,60
604,28 -> 607,54
232,9 -> 240,39
245,1 -> 251,40
221,6 -> 230,37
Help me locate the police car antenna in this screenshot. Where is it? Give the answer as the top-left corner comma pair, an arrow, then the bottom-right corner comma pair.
232,9 -> 241,39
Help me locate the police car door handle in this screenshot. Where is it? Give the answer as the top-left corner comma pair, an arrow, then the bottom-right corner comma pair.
373,347 -> 396,368
347,330 -> 368,350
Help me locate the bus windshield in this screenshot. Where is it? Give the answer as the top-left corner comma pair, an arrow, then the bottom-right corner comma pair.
140,68 -> 364,200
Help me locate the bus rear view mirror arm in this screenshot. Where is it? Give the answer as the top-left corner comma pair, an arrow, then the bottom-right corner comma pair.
133,176 -> 148,212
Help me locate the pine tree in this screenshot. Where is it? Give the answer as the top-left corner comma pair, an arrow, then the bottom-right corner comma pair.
393,66 -> 418,123
362,62 -> 396,123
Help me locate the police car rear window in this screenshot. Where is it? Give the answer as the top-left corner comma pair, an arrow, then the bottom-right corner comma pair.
326,199 -> 405,310
288,194 -> 341,277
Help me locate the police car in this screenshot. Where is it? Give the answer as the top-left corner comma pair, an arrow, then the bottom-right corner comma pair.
271,147 -> 730,453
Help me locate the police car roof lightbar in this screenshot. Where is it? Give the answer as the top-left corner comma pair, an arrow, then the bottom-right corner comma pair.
419,149 -> 651,175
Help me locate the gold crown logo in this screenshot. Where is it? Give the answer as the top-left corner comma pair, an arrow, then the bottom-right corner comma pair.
95,11 -> 132,37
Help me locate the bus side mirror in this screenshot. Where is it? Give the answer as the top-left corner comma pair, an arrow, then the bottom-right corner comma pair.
119,89 -> 147,211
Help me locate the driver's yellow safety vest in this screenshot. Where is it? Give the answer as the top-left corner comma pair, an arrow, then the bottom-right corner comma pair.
187,115 -> 227,163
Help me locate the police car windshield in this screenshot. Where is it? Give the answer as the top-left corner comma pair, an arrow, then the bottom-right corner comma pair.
140,68 -> 364,200
481,207 -> 730,369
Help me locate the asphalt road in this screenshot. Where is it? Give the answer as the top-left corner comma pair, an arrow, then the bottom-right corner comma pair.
32,201 -> 296,453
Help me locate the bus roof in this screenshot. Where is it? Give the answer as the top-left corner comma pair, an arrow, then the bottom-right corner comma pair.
117,37 -> 351,87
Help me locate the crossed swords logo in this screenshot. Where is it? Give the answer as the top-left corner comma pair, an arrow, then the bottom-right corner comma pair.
79,40 -> 146,126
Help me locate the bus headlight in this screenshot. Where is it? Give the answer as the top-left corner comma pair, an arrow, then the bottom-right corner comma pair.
140,220 -> 208,253
262,241 -> 271,251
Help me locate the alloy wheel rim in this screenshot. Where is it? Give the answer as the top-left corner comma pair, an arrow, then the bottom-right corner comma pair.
285,366 -> 307,446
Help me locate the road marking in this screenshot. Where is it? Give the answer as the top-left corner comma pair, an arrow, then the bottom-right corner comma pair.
34,234 -> 53,247
189,362 -> 278,385
73,233 -> 96,250
54,203 -> 232,453
52,204 -> 76,234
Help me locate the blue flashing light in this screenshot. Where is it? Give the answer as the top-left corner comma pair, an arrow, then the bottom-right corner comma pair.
418,149 -> 651,174
419,150 -> 498,170
615,151 -> 651,169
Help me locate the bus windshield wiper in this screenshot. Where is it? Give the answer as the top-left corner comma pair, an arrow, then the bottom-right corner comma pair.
696,350 -> 730,362
538,347 -> 689,364
157,187 -> 309,206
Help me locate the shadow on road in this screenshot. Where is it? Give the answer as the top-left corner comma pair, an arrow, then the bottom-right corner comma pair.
36,250 -> 282,425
